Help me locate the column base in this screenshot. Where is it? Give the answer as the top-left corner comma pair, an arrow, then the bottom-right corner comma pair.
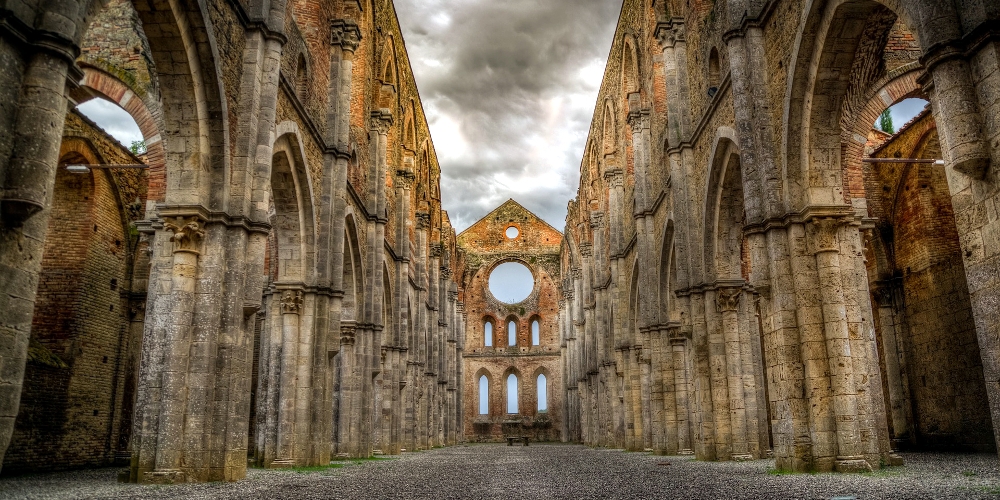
140,470 -> 188,484
834,456 -> 873,473
732,453 -> 755,462
269,459 -> 297,468
678,449 -> 694,455
887,453 -> 905,466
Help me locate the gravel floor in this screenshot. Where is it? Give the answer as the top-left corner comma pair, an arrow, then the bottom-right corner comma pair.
2,445 -> 1000,499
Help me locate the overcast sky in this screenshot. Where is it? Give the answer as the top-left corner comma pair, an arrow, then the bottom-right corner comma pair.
76,1 -> 927,234
393,0 -> 624,232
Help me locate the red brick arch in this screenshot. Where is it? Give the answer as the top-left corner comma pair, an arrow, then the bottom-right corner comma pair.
841,66 -> 925,204
76,66 -> 167,203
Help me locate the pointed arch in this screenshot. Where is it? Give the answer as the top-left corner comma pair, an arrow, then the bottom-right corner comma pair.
601,100 -> 617,156
702,127 -> 741,283
503,367 -> 522,414
342,212 -> 364,321
270,130 -> 318,284
622,34 -> 640,98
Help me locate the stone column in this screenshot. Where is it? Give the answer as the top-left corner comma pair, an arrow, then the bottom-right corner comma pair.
668,323 -> 694,455
809,217 -> 868,472
922,50 -> 991,179
273,290 -> 303,465
870,281 -> 912,448
717,287 -> 753,460
688,289 -> 715,460
337,321 -> 357,456
0,20 -> 80,469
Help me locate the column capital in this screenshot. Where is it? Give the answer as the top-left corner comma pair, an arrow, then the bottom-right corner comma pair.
416,211 -> 431,229
163,216 -> 206,254
280,290 -> 303,314
808,216 -> 851,254
340,321 -> 357,345
716,287 -> 741,312
590,211 -> 605,229
396,168 -> 416,189
655,19 -> 686,49
603,168 -> 624,188
371,109 -> 394,134
331,20 -> 362,53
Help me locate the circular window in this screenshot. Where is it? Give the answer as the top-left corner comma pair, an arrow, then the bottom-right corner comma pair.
489,262 -> 534,304
505,226 -> 519,239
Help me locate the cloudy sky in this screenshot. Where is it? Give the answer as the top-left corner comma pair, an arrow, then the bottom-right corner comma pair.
393,0 -> 624,232
76,1 -> 926,234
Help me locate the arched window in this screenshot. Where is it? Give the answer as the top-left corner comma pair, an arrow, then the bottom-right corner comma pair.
537,374 -> 547,412
479,375 -> 489,415
708,48 -> 720,97
484,321 -> 493,347
507,374 -> 519,414
296,53 -> 308,98
508,321 -> 517,346
531,319 -> 540,346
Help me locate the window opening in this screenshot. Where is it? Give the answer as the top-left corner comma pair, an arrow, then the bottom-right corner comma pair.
505,226 -> 519,239
507,374 -> 519,414
489,262 -> 534,304
479,375 -> 489,415
508,321 -> 517,346
531,319 -> 540,346
484,321 -> 493,347
537,374 -> 547,412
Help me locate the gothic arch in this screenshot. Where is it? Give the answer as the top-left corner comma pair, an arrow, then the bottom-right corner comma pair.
342,212 -> 364,321
702,127 -> 742,282
601,100 -> 618,156
780,0 -> 951,210
270,131 -> 317,284
658,220 -> 676,324
622,34 -> 640,99
75,66 -> 168,202
118,0 -> 231,210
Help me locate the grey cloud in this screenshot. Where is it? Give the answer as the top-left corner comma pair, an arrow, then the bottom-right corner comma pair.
395,0 -> 622,231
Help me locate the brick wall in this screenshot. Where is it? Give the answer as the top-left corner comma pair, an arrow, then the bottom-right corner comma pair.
458,200 -> 564,441
3,112 -> 146,473
866,113 -> 994,451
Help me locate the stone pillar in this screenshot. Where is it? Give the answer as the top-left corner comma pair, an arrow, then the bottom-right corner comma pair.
322,17 -> 361,461
717,287 -> 753,460
337,321 -> 357,456
272,290 -> 303,466
0,22 -> 79,469
809,217 -> 868,472
668,323 -> 694,455
870,281 -> 912,448
922,50 -> 991,179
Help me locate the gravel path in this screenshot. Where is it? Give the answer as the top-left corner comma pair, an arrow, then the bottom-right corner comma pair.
2,445 -> 1000,499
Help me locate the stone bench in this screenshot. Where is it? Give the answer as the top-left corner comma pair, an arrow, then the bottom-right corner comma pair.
506,436 -> 529,446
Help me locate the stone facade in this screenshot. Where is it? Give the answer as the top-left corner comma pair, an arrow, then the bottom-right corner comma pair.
457,200 -> 563,442
560,0 -> 1000,473
0,0 -> 463,483
3,0 -> 1000,485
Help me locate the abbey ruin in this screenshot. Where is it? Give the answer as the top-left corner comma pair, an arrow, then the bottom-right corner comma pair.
2,0 -> 1000,487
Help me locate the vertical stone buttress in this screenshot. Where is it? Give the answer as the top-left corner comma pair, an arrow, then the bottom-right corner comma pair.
0,0 -> 89,471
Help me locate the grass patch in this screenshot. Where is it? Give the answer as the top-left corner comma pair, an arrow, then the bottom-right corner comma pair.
964,470 -> 978,477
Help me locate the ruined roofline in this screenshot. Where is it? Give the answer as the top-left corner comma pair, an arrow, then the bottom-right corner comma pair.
868,105 -> 933,158
574,0 -> 628,181
457,198 -> 564,239
68,107 -> 145,165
